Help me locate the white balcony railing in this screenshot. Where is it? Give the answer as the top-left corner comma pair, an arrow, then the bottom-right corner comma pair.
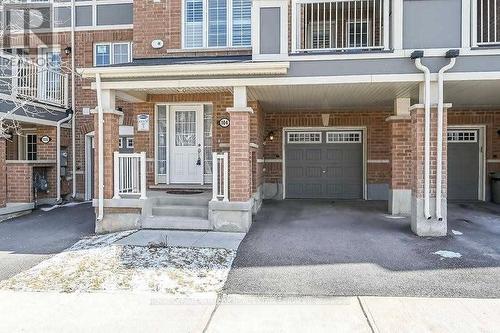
294,0 -> 389,52
113,152 -> 147,199
4,54 -> 69,108
212,152 -> 229,202
474,0 -> 500,46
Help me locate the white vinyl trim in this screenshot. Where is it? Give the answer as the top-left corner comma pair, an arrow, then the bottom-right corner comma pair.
326,131 -> 362,143
282,126 -> 367,200
287,131 -> 322,143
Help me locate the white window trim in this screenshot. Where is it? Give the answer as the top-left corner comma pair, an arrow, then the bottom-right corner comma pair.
118,137 -> 123,149
447,130 -> 478,143
126,137 -> 134,149
287,131 -> 322,144
181,0 -> 252,49
326,131 -> 362,143
26,133 -> 38,161
93,41 -> 132,67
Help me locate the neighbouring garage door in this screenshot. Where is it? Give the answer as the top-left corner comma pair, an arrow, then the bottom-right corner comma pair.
285,130 -> 363,199
447,129 -> 480,201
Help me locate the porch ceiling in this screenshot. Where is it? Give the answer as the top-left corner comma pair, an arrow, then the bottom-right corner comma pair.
247,82 -> 419,111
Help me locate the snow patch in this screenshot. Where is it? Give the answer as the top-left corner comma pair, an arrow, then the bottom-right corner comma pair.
434,250 -> 462,259
0,231 -> 236,294
40,201 -> 90,212
452,230 -> 463,235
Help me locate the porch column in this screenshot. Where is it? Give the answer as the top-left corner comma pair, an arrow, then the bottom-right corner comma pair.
209,86 -> 254,233
409,83 -> 449,236
387,98 -> 412,215
0,134 -> 6,208
92,89 -> 122,200
228,86 -> 253,202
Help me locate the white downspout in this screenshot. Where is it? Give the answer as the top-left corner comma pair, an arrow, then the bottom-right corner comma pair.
96,73 -> 104,221
56,111 -> 74,203
71,0 -> 77,198
414,58 -> 432,220
436,57 -> 456,220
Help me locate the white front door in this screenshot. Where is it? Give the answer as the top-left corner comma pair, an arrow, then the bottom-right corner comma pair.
169,105 -> 204,183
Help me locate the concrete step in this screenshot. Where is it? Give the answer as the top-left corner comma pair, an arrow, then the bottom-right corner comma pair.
153,195 -> 211,207
141,216 -> 212,231
152,205 -> 208,219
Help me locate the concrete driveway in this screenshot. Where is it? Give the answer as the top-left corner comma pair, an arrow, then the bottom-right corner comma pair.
0,203 -> 95,281
224,200 -> 500,298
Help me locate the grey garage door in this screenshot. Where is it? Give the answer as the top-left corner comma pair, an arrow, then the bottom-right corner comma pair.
285,130 -> 363,199
447,129 -> 479,201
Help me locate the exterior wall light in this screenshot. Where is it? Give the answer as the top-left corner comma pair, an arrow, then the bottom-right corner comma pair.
64,47 -> 72,56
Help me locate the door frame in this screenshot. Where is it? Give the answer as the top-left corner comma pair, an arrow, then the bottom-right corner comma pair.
447,125 -> 486,201
154,103 -> 206,185
282,126 -> 368,200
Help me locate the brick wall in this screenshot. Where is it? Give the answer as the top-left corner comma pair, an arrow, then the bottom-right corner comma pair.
0,138 -> 6,207
132,0 -> 251,58
410,107 -> 448,198
389,119 -> 412,190
263,109 -> 392,184
6,164 -> 32,203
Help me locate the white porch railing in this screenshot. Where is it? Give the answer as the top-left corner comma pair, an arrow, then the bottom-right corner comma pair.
474,0 -> 500,46
113,152 -> 147,199
13,56 -> 69,108
294,0 -> 389,52
212,152 -> 229,202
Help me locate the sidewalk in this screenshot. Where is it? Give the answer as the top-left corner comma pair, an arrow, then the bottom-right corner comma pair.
0,291 -> 498,333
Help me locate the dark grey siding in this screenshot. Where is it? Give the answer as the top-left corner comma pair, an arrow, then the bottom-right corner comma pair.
403,0 -> 462,49
260,8 -> 281,54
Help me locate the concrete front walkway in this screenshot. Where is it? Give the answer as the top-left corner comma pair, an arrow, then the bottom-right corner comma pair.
0,291 -> 498,333
224,200 -> 500,297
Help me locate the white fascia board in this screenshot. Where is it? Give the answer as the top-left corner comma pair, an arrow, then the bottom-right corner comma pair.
0,112 -> 65,127
79,62 -> 290,79
89,71 -> 500,91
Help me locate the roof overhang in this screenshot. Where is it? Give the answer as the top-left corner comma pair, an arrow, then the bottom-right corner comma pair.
79,61 -> 290,79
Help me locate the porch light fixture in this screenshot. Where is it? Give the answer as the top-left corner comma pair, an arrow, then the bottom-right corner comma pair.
265,131 -> 275,142
64,46 -> 72,56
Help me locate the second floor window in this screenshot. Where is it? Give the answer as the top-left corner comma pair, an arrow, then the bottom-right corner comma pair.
94,42 -> 132,67
184,0 -> 251,49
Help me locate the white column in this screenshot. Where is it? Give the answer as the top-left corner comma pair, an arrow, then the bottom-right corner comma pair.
113,151 -> 120,199
140,151 -> 147,199
383,0 -> 390,50
391,0 -> 403,50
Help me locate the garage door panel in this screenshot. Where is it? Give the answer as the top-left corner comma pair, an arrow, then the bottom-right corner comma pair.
306,149 -> 322,161
285,130 -> 363,199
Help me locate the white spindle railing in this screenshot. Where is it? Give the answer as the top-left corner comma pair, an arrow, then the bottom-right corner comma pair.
113,152 -> 147,199
212,152 -> 229,202
295,0 -> 388,52
15,56 -> 69,108
476,0 -> 499,46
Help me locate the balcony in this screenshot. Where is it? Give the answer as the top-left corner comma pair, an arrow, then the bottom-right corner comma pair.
293,0 -> 389,53
474,0 -> 500,46
0,52 -> 69,109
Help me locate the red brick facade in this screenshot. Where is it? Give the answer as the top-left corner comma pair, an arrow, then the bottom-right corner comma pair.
388,118 -> 412,190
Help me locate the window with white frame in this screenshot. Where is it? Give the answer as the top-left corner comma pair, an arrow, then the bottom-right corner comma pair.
126,137 -> 134,149
183,0 -> 252,48
348,21 -> 370,48
447,130 -> 478,142
94,42 -> 132,66
327,131 -> 362,143
287,132 -> 322,143
27,134 -> 37,160
118,137 -> 123,148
